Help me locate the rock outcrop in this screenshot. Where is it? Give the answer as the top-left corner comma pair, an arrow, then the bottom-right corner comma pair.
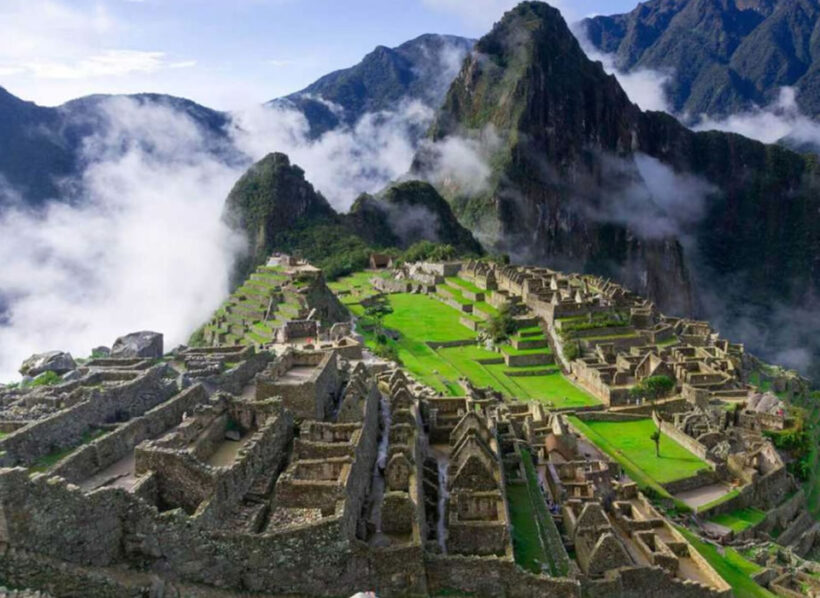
348,181 -> 483,254
19,351 -> 76,377
111,331 -> 164,359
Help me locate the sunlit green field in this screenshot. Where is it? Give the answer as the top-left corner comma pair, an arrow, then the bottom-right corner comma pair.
570,418 -> 710,485
338,285 -> 599,408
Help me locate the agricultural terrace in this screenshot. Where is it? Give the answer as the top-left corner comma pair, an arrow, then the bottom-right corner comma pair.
569,417 -> 710,491
707,508 -> 767,533
676,527 -> 776,598
334,272 -> 600,409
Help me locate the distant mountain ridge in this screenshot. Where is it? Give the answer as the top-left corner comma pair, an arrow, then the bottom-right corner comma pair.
0,88 -> 236,206
0,33 -> 474,207
583,0 -> 820,121
272,34 -> 475,137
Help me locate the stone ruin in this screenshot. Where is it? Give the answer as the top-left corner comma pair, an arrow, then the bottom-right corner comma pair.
1,256 -> 812,597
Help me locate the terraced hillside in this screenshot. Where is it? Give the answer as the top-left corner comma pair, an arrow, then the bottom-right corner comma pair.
330,270 -> 601,409
201,259 -> 347,347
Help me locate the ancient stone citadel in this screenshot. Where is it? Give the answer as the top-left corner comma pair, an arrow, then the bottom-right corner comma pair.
0,255 -> 818,597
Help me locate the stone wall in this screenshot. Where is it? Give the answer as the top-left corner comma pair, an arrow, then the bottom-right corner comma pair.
424,554 -> 579,598
50,384 -> 209,484
583,565 -> 731,598
208,352 -> 272,395
0,367 -> 176,467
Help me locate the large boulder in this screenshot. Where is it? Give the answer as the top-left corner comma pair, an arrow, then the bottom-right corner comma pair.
19,351 -> 76,376
111,331 -> 164,359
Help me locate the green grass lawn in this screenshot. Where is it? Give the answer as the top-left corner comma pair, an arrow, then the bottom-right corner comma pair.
698,489 -> 741,513
445,277 -> 485,295
352,293 -> 600,408
578,419 -> 709,484
507,483 -> 548,573
382,294 -> 476,343
708,508 -> 767,532
328,270 -> 387,305
676,527 -> 775,598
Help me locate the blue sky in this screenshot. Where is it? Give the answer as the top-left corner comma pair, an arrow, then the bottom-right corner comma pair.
0,0 -> 638,110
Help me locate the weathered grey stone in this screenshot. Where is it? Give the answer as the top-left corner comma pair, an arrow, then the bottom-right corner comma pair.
225,429 -> 241,441
91,346 -> 111,357
19,351 -> 76,376
176,373 -> 192,390
61,370 -> 83,382
111,331 -> 164,359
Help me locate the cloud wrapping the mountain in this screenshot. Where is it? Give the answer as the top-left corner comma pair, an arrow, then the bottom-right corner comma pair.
230,100 -> 436,212
415,127 -> 501,197
694,87 -> 820,148
577,30 -> 672,113
0,98 -> 243,381
583,153 -> 714,240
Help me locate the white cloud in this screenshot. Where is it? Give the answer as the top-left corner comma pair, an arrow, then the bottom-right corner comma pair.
577,28 -> 672,113
694,87 -> 820,147
24,50 -> 173,80
415,126 -> 502,197
230,100 -> 435,211
0,0 -> 194,102
0,98 -> 244,381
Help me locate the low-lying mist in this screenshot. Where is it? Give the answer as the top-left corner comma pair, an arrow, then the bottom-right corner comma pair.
0,98 -> 243,381
0,85 -> 487,380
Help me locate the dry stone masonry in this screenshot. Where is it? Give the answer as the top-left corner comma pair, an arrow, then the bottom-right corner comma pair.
0,254 -> 816,597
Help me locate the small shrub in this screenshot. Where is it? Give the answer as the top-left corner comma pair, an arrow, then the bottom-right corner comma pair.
562,342 -> 581,361
29,371 -> 62,387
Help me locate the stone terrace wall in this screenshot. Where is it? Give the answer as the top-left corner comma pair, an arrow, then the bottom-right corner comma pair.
50,384 -> 208,483
208,352 -> 273,395
584,565 -> 731,598
0,468 -> 374,596
0,367 -> 176,467
425,554 -> 580,598
196,409 -> 294,528
339,385 -> 380,539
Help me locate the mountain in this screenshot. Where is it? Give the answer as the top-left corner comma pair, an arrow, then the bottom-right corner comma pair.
0,88 -> 235,206
348,181 -> 484,253
0,34 -> 474,208
583,0 -> 820,121
272,34 -> 475,137
222,153 -> 482,282
222,152 -> 338,280
415,1 -> 820,378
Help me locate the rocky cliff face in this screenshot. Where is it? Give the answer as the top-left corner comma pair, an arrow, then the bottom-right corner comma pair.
584,0 -> 820,120
416,1 -> 820,376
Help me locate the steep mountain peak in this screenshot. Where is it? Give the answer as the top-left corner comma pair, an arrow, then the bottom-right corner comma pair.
429,1 -> 639,168
419,0 -> 820,367
222,152 -> 336,281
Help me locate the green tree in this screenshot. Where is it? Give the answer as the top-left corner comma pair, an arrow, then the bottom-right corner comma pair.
485,302 -> 516,343
630,375 -> 676,404
650,429 -> 661,457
